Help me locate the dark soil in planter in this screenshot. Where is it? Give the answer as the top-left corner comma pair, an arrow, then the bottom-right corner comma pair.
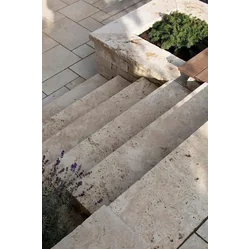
140,29 -> 208,61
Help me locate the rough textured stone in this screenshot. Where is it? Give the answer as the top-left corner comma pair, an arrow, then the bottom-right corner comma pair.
76,83 -> 208,213
43,77 -> 157,166
43,76 -> 130,141
50,80 -> 188,184
91,0 -> 207,83
43,74 -> 107,123
109,122 -> 208,248
52,206 -> 147,249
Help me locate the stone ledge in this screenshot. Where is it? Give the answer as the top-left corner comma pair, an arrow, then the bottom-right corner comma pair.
90,0 -> 208,83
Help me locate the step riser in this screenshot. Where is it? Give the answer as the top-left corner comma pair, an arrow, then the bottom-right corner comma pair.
43,78 -> 157,167
73,83 -> 208,213
51,80 -> 190,183
42,74 -> 107,123
42,76 -> 130,141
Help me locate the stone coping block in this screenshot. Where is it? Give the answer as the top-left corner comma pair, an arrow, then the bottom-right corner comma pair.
90,0 -> 208,83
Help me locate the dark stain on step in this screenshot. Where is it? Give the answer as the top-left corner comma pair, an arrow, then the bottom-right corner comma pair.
76,181 -> 83,188
58,168 -> 65,174
78,191 -> 85,197
178,233 -> 184,239
95,198 -> 103,206
86,185 -> 93,191
185,153 -> 191,157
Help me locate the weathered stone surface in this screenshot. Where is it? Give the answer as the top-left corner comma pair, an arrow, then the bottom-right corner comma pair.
90,0 -> 207,83
50,80 -> 189,184
43,76 -> 130,141
52,205 -> 147,249
76,83 -> 208,213
42,74 -> 107,123
43,77 -> 157,166
109,122 -> 208,248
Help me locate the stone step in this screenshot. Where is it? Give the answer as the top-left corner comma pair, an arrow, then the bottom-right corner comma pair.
109,122 -> 208,249
43,77 -> 157,165
42,74 -> 107,123
42,76 -> 130,142
52,205 -> 147,249
73,83 -> 208,213
51,80 -> 190,182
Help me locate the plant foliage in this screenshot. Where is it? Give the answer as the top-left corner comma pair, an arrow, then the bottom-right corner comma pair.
42,152 -> 88,249
149,11 -> 208,54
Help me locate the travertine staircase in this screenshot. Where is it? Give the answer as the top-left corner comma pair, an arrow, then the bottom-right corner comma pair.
42,74 -> 208,249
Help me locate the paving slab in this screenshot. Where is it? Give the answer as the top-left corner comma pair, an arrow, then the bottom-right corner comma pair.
42,87 -> 69,107
43,18 -> 90,50
42,68 -> 78,95
42,33 -> 58,53
59,0 -> 99,22
66,77 -> 84,90
78,17 -> 103,31
42,45 -> 80,81
72,44 -> 95,59
180,234 -> 208,249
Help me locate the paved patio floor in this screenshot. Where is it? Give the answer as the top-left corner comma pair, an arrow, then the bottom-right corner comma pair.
42,0 -> 152,106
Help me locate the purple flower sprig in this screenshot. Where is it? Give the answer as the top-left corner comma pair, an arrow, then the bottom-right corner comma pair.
71,163 -> 77,172
60,150 -> 65,158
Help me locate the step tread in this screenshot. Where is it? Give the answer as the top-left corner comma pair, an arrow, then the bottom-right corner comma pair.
73,83 -> 208,213
109,123 -> 208,249
43,77 -> 157,165
42,75 -> 130,141
52,205 -> 147,249
42,74 -> 107,123
52,80 -> 190,182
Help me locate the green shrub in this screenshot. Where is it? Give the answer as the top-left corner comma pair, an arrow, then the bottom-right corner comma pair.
149,11 -> 208,54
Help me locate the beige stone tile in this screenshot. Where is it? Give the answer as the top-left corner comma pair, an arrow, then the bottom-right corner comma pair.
42,69 -> 78,95
43,18 -> 90,50
179,234 -> 208,249
87,40 -> 94,48
102,10 -> 128,25
78,17 -> 103,31
46,0 -> 67,11
42,45 -> 80,81
61,0 -> 78,4
42,17 -> 52,28
53,206 -> 147,249
73,44 -> 95,58
70,53 -> 97,79
42,87 -> 69,107
197,219 -> 208,241
59,0 -> 99,22
43,11 -> 65,23
42,33 -> 58,53
91,10 -> 111,22
66,77 -> 84,90
93,0 -> 141,16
